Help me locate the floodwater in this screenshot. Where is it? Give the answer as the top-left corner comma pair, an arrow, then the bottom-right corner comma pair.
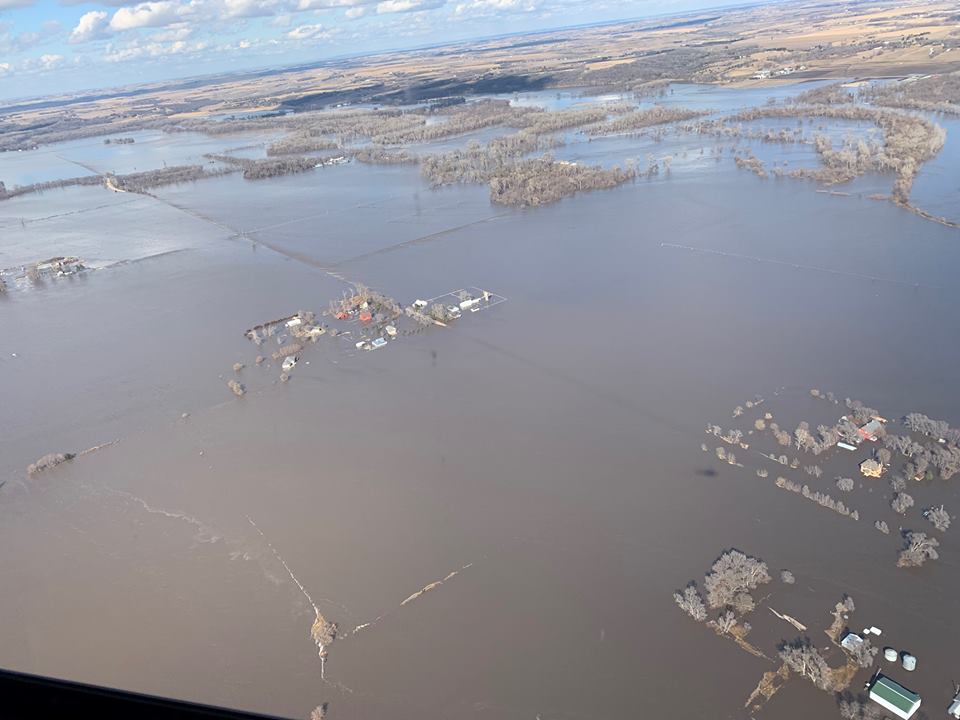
1,82 -> 959,720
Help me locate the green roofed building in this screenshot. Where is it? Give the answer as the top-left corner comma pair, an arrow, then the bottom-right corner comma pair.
869,674 -> 921,719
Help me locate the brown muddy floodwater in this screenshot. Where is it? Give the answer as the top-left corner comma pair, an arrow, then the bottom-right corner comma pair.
1,84 -> 959,720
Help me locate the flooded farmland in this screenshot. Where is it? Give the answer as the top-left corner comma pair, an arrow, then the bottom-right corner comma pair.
1,82 -> 959,720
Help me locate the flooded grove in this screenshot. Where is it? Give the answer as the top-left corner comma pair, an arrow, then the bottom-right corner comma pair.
1,82 -> 959,720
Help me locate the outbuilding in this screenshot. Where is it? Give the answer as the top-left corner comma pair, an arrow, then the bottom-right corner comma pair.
841,632 -> 864,652
868,674 -> 921,719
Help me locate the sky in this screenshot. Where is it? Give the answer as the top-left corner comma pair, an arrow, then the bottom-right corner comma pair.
0,0 -> 756,100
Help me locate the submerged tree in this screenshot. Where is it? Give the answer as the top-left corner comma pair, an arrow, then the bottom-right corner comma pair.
673,583 -> 707,622
779,638 -> 834,691
891,492 -> 914,515
847,637 -> 879,668
897,531 -> 940,567
924,505 -> 950,532
703,549 -> 771,609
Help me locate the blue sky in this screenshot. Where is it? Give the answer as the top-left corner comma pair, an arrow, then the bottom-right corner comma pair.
0,0 -> 753,100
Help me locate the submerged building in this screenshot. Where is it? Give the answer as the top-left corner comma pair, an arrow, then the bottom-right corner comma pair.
868,674 -> 921,719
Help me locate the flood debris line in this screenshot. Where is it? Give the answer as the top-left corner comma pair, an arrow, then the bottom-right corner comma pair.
237,285 -> 506,386
350,562 -> 474,637
102,486 -> 222,543
769,607 -> 807,632
246,517 -> 338,679
26,439 -> 118,476
661,243 -> 938,290
743,663 -> 790,711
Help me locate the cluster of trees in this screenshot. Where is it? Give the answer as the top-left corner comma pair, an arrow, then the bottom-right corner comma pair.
311,615 -> 338,647
733,150 -> 767,179
779,638 -> 837,691
891,492 -> 914,515
810,388 -> 839,404
715,447 -> 737,465
0,174 -> 104,201
586,106 -> 708,136
674,550 -> 770,633
353,148 -> 418,165
205,154 -> 318,180
723,104 -> 945,203
903,412 -> 959,441
27,452 -> 75,475
109,164 -> 231,192
836,477 -> 855,493
884,431 -> 960,481
266,133 -> 341,156
838,694 -> 885,720
272,342 -> 303,361
793,83 -> 854,106
420,133 -> 559,186
512,106 -> 623,135
227,379 -> 245,397
778,419 -> 853,455
775,477 -> 859,520
703,549 -> 770,612
924,504 -> 950,532
874,520 -> 890,534
488,157 -> 635,207
897,531 -> 939,567
862,71 -> 960,116
371,100 -> 537,145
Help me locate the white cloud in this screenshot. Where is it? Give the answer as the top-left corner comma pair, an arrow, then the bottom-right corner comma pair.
103,37 -> 208,61
109,1 -> 186,31
218,0 -> 283,19
286,22 -> 330,39
0,61 -> 11,75
70,11 -> 110,43
0,0 -> 34,10
39,53 -> 64,70
376,0 -> 442,13
453,0 -> 536,16
344,6 -> 364,17
295,0 -> 369,10
150,25 -> 193,41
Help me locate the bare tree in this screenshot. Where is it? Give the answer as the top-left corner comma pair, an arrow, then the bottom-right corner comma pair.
897,531 -> 939,567
673,583 -> 707,622
874,520 -> 890,534
715,609 -> 737,634
847,637 -> 879,668
704,549 -> 771,609
891,492 -> 914,515
779,638 -> 835,691
836,477 -> 855,493
923,505 -> 950,532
